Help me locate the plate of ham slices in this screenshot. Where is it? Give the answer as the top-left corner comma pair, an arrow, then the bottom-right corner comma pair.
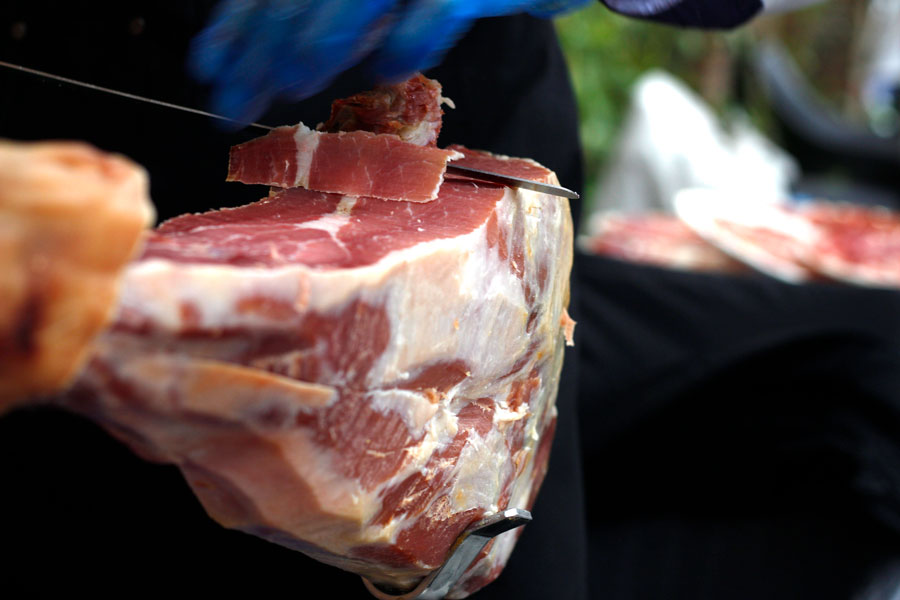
582,188 -> 900,290
580,211 -> 748,274
674,188 -> 900,288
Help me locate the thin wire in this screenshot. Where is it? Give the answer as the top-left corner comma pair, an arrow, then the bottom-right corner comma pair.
0,60 -> 274,131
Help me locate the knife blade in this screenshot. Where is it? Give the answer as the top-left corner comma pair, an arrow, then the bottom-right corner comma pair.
0,60 -> 579,199
446,165 -> 580,199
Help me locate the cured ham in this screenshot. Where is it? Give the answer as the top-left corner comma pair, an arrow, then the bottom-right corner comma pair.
0,140 -> 154,411
676,189 -> 900,287
2,74 -> 576,597
64,146 -> 574,597
228,74 -> 461,203
227,125 -> 462,203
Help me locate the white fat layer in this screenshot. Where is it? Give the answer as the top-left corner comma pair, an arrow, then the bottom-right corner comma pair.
293,197 -> 357,260
423,148 -> 463,198
370,224 -> 525,386
119,184 -> 573,390
494,403 -> 529,423
374,186 -> 571,391
293,123 -> 318,188
400,121 -> 436,147
278,429 -> 370,521
299,208 -> 350,237
335,195 -> 358,215
367,389 -> 439,434
446,426 -> 507,515
413,404 -> 459,463
356,403 -> 459,544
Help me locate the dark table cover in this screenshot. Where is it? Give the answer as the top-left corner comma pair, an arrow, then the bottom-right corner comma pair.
574,252 -> 900,600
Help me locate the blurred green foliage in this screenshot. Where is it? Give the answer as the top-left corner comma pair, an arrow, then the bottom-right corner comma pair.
555,5 -> 736,199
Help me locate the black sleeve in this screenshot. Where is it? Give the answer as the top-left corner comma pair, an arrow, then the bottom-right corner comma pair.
600,0 -> 763,28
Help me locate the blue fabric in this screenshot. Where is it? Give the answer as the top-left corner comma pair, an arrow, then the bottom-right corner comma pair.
189,0 -> 591,123
601,0 -> 764,28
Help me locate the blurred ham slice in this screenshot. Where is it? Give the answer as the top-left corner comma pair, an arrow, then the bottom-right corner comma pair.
0,140 -> 154,411
675,189 -> 818,283
675,189 -> 900,288
797,202 -> 900,288
582,211 -> 747,273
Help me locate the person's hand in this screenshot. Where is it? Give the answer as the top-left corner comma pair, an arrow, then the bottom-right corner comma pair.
188,0 -> 590,124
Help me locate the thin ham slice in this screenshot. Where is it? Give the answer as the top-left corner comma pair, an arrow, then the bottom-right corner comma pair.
227,124 -> 462,203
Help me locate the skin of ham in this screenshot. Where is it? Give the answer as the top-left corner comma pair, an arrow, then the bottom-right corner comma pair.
62,148 -> 575,598
227,124 -> 463,203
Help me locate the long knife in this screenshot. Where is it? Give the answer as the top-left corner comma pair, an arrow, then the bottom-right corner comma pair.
446,164 -> 579,199
0,60 -> 579,200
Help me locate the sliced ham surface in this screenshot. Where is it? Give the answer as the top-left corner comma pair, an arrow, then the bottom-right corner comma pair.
65,147 -> 574,598
227,124 -> 462,203
144,180 -> 507,270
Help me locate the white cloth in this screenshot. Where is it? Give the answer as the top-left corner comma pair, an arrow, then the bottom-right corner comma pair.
762,0 -> 824,13
587,71 -> 798,224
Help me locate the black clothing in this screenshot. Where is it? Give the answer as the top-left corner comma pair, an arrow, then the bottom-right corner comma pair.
576,255 -> 900,599
601,0 -> 762,29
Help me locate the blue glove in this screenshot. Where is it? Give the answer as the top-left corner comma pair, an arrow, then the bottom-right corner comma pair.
189,0 -> 591,124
